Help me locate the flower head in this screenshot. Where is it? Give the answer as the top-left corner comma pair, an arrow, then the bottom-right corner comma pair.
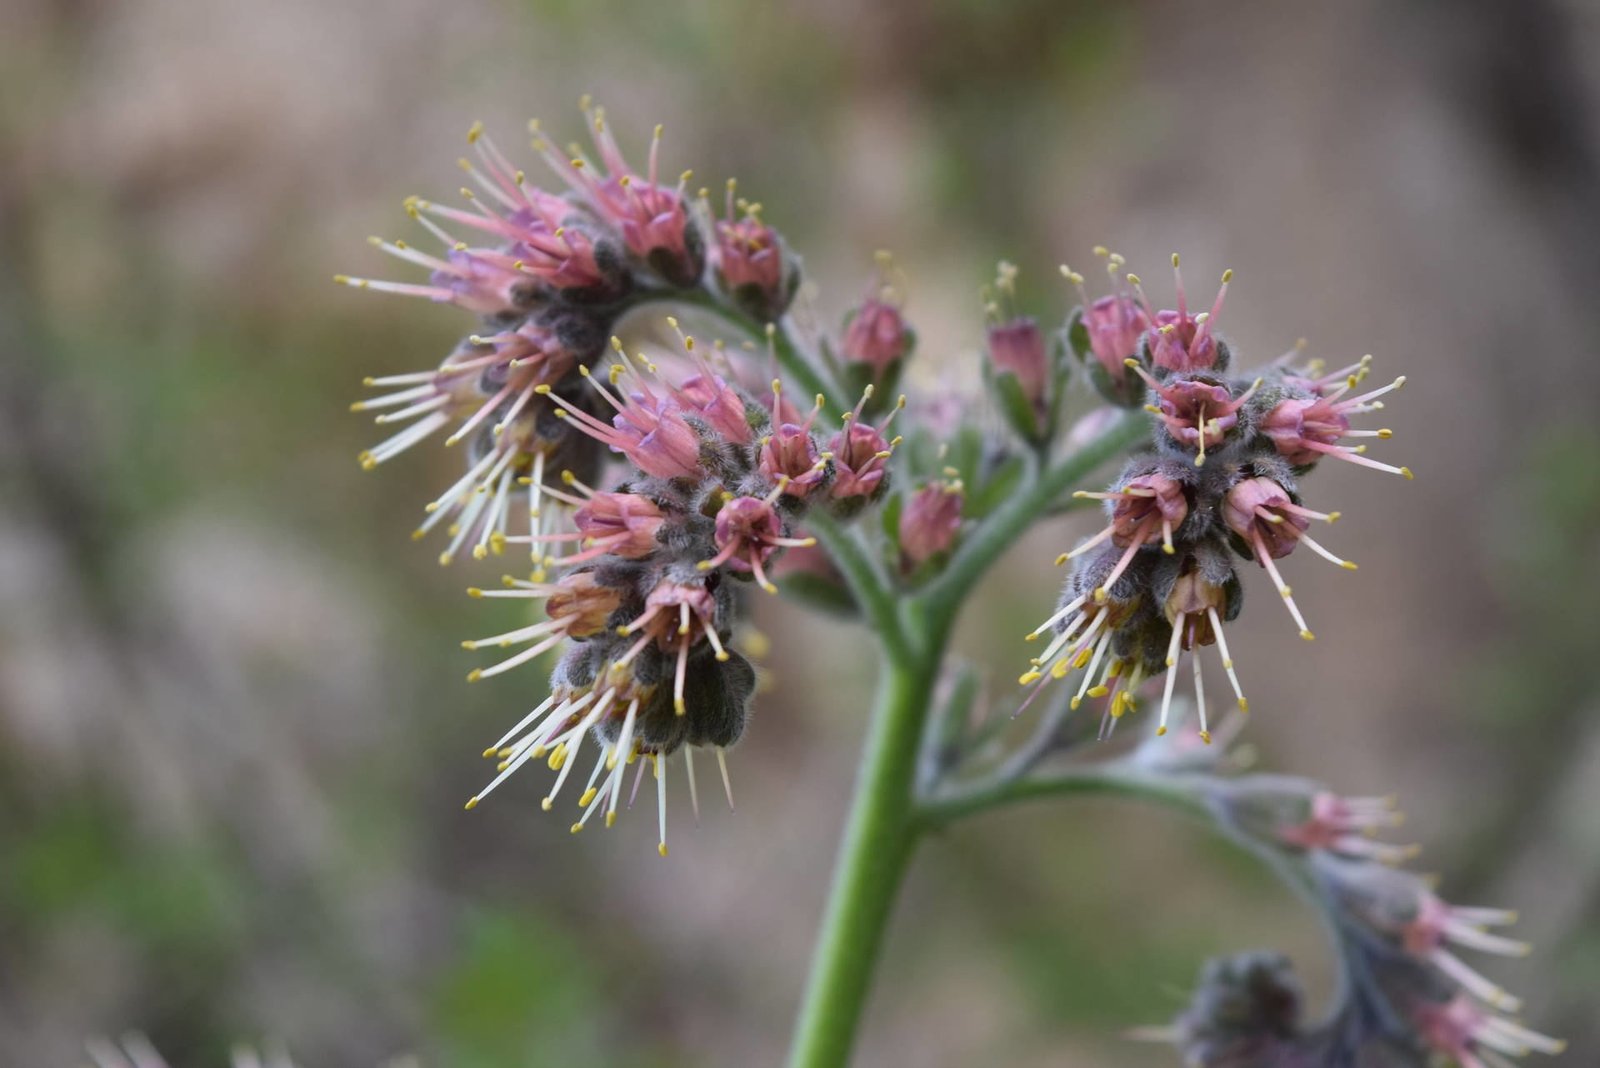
1017,254 -> 1408,738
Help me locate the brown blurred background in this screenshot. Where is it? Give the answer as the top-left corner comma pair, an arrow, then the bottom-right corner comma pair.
2,0 -> 1598,1064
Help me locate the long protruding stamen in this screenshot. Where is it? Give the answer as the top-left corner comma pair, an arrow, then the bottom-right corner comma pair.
1207,606 -> 1248,711
1026,595 -> 1087,640
1157,622 -> 1183,736
684,746 -> 701,822
716,748 -> 735,810
1253,537 -> 1314,640
655,754 -> 668,857
1192,629 -> 1210,744
1298,532 -> 1358,570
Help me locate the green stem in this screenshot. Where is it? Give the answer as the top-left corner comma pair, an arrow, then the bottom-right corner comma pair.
786,651 -> 937,1068
919,761 -> 1212,828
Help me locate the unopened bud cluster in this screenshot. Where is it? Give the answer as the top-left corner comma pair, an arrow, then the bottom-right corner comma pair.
1020,251 -> 1412,742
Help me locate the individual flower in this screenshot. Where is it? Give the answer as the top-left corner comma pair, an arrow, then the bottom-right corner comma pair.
982,262 -> 1054,431
1223,476 -> 1353,640
533,100 -> 705,287
1128,253 -> 1233,374
711,178 -> 796,322
758,384 -> 831,498
1260,368 -> 1413,478
339,123 -> 628,306
825,389 -> 904,506
1322,858 -> 1533,1011
1276,790 -> 1409,861
1160,953 -> 1320,1068
839,252 -> 913,376
1126,364 -> 1262,467
508,490 -> 668,565
1061,249 -> 1153,406
700,491 -> 816,593
1411,995 -> 1565,1067
1152,552 -> 1246,740
462,569 -> 624,682
541,369 -> 706,480
898,480 -> 964,573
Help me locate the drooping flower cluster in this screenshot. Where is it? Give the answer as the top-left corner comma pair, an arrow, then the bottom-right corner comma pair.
338,107 -> 913,853
1025,252 -> 1412,742
455,345 -> 903,853
341,106 -> 800,572
1162,769 -> 1565,1066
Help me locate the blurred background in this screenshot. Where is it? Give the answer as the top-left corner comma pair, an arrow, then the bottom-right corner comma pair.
3,0 -> 1599,1064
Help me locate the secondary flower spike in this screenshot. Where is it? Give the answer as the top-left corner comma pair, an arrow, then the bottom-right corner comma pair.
1018,254 -> 1409,739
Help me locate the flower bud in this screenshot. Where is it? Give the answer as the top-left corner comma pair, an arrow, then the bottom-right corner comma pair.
840,299 -> 909,372
985,316 -> 1053,439
898,481 -> 963,574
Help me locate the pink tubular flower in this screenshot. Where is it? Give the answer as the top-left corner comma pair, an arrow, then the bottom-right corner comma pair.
615,578 -> 731,715
1278,792 -> 1408,861
840,300 -> 909,371
541,376 -> 705,480
759,389 -> 828,497
700,495 -> 815,593
1401,894 -> 1533,1010
518,492 -> 666,566
534,102 -> 702,286
986,317 -> 1050,413
1223,476 -> 1355,640
1155,561 -> 1248,739
461,571 -> 624,682
1062,257 -> 1152,393
713,180 -> 790,320
898,481 -> 964,572
1064,473 -> 1189,601
1412,996 -> 1564,1067
1084,294 -> 1151,380
337,240 -> 540,319
1261,376 -> 1413,479
1124,362 -> 1259,466
1130,255 -> 1232,373
672,372 -> 753,444
827,418 -> 894,501
340,122 -> 630,306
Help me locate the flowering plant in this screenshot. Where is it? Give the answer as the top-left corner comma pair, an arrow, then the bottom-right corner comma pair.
339,103 -> 1560,1067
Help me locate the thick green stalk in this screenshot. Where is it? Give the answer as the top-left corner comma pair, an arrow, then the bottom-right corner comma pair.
786,646 -> 937,1068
